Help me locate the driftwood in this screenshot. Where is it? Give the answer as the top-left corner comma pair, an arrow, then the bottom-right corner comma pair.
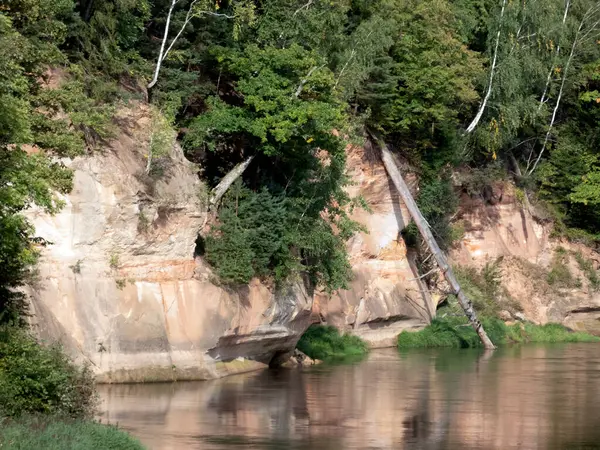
378,139 -> 495,349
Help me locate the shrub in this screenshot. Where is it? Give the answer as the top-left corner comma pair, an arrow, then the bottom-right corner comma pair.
397,310 -> 599,349
573,251 -> 600,290
547,248 -> 579,288
397,314 -> 509,349
297,325 -> 368,361
0,416 -> 145,450
205,182 -> 355,290
454,260 -> 505,317
0,327 -> 97,419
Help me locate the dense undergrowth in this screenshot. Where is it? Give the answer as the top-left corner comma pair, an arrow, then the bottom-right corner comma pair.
397,310 -> 599,349
0,327 -> 145,449
0,416 -> 144,450
297,325 -> 368,361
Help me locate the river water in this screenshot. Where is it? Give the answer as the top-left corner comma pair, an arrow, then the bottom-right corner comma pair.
98,344 -> 600,450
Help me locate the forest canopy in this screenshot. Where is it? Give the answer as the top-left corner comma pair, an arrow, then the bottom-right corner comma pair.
1,0 -> 600,314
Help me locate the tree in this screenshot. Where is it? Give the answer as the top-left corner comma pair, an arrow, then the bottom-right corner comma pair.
378,138 -> 495,349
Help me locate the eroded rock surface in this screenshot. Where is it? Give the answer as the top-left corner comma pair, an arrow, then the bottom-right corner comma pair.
312,143 -> 435,347
451,182 -> 600,333
25,104 -> 313,382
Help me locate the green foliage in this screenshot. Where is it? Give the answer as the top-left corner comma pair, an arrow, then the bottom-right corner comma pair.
0,147 -> 73,323
0,416 -> 145,450
108,253 -> 120,269
573,251 -> 600,290
0,327 -> 97,419
416,177 -> 459,250
205,182 -> 355,290
397,308 -> 599,349
145,109 -> 175,178
455,262 -> 504,317
547,247 -> 579,288
296,325 -> 368,361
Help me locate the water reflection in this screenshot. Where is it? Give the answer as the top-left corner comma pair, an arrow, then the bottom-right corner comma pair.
98,344 -> 600,449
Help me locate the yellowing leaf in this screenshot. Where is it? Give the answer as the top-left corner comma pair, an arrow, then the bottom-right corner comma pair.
306,137 -> 314,143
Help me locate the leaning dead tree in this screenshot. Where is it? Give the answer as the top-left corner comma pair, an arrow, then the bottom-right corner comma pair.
376,137 -> 496,349
208,155 -> 254,208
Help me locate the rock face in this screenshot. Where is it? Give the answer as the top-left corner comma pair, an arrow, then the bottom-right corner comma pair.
25,104 -> 313,383
451,182 -> 600,333
312,142 -> 435,347
25,103 -> 600,383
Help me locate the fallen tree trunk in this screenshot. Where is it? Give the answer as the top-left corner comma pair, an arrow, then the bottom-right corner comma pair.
378,139 -> 496,349
209,155 -> 255,208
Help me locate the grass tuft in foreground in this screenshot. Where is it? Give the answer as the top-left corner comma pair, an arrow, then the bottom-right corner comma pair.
0,416 -> 145,450
397,311 -> 599,349
297,325 -> 368,361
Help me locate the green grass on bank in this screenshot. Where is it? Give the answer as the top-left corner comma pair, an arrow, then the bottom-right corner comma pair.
397,313 -> 599,349
0,416 -> 145,450
297,325 -> 368,361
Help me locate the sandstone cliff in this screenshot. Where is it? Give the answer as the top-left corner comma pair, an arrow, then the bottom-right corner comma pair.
25,104 -> 312,382
451,182 -> 600,334
25,104 -> 600,382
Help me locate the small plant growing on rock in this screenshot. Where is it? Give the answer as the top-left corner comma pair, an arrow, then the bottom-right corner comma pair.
137,210 -> 150,234
115,279 -> 127,290
108,253 -> 120,270
547,248 -> 580,288
69,260 -> 83,274
573,251 -> 600,290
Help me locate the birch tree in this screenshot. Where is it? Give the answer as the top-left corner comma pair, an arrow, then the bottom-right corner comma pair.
465,0 -> 507,134
148,0 -> 253,89
529,2 -> 600,175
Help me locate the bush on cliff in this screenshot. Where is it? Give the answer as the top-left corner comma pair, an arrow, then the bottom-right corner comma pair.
0,326 -> 97,419
0,416 -> 144,450
297,325 -> 368,361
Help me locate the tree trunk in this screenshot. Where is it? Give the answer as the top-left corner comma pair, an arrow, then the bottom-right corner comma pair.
209,156 -> 254,207
465,0 -> 507,134
148,0 -> 178,89
528,14 -> 584,175
378,140 -> 496,349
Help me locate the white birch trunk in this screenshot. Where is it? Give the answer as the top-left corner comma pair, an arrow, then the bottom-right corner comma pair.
529,17 -> 584,175
148,1 -> 233,89
148,0 -> 178,89
465,0 -> 507,134
539,0 -> 571,111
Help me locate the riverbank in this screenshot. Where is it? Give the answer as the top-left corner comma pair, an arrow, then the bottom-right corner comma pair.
397,313 -> 599,349
0,416 -> 144,450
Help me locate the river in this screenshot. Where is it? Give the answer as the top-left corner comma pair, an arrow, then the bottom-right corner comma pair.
98,344 -> 600,449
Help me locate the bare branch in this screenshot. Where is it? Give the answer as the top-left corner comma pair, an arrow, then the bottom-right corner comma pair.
407,267 -> 439,282
148,0 -> 233,89
293,0 -> 314,17
293,65 -> 323,98
539,0 -> 571,111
